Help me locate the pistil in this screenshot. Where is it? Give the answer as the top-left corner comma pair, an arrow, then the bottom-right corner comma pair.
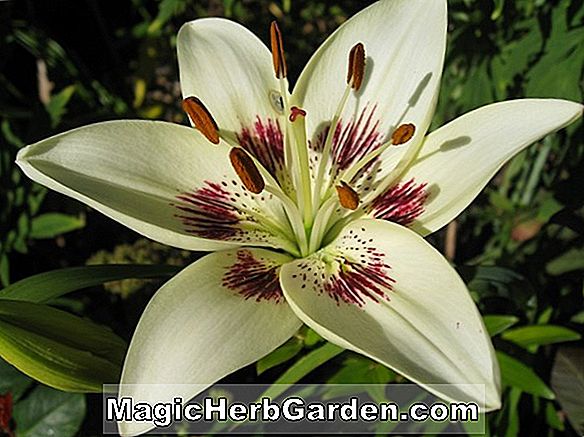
288,106 -> 313,228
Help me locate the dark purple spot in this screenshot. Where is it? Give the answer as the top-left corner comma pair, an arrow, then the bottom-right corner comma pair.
368,178 -> 428,227
223,250 -> 284,303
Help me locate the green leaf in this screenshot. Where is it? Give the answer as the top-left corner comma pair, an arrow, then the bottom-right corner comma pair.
504,387 -> 522,437
483,315 -> 519,336
258,343 -> 344,402
256,337 -> 303,375
0,254 -> 9,287
13,386 -> 85,437
551,347 -> 584,434
496,351 -> 555,399
0,357 -> 33,401
29,213 -> 85,239
303,328 -> 324,347
491,0 -> 505,20
546,248 -> 584,275
525,1 -> 584,99
147,0 -> 188,34
327,355 -> 394,385
44,85 -> 76,128
0,300 -> 126,392
0,264 -> 181,303
545,401 -> 565,432
502,325 -> 581,349
326,356 -> 395,403
570,311 -> 584,324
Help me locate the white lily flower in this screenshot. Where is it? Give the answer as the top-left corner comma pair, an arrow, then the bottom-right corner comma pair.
16,0 -> 582,435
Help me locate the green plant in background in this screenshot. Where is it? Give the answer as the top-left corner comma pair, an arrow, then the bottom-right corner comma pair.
0,0 -> 583,436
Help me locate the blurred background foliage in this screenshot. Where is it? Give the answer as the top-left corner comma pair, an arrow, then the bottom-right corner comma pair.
0,0 -> 583,435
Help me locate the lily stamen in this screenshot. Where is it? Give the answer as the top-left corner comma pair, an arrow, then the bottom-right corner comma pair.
229,147 -> 265,194
182,96 -> 220,144
347,42 -> 365,91
312,42 -> 367,210
340,122 -> 418,186
391,123 -> 416,145
336,181 -> 360,210
270,21 -> 287,79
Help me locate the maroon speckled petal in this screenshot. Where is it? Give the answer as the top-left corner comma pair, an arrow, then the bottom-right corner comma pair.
310,105 -> 383,178
237,117 -> 287,185
367,178 -> 429,227
171,178 -> 288,248
222,249 -> 285,303
289,227 -> 396,308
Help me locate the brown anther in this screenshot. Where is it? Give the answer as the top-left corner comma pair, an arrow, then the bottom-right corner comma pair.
336,181 -> 360,210
289,106 -> 307,122
391,123 -> 416,145
270,21 -> 287,79
182,96 -> 220,144
347,43 -> 365,91
229,148 -> 265,194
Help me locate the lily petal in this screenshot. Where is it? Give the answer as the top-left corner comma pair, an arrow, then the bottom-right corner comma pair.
16,120 -> 295,252
280,218 -> 500,409
397,99 -> 583,235
178,18 -> 284,135
119,248 -> 301,436
293,0 -> 446,179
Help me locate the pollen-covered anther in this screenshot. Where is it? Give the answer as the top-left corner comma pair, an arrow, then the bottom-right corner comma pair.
182,96 -> 220,144
347,42 -> 366,91
229,147 -> 265,194
289,106 -> 306,122
270,21 -> 287,79
336,181 -> 360,210
391,123 -> 416,145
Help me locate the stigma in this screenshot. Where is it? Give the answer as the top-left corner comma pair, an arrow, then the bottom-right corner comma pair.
289,106 -> 307,122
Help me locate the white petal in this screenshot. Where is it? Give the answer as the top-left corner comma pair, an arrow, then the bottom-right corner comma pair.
280,219 -> 500,410
399,99 -> 583,234
178,18 -> 284,134
119,248 -> 301,436
293,0 -> 446,179
16,120 -> 294,251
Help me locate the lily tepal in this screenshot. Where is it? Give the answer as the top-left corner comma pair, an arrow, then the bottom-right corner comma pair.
16,0 -> 582,435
